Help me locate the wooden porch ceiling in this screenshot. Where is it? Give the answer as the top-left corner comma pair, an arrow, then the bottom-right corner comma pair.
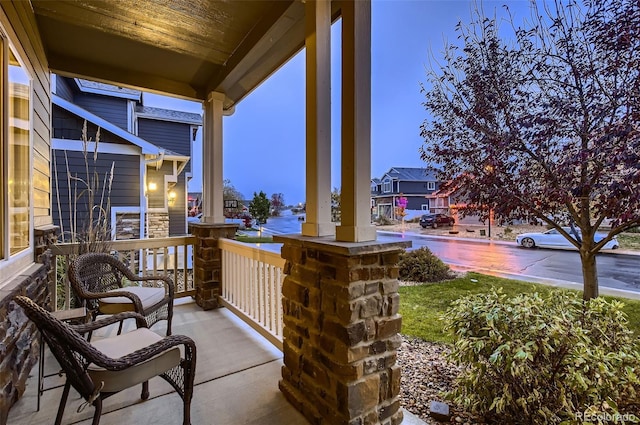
31,0 -> 311,109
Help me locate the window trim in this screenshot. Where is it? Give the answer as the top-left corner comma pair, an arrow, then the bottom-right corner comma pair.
382,178 -> 392,193
0,31 -> 34,281
427,181 -> 436,191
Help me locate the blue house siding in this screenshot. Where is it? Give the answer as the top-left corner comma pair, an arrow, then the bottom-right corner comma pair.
138,118 -> 192,172
55,76 -> 74,102
53,106 -> 128,144
74,92 -> 129,131
405,196 -> 428,211
168,173 -> 188,235
52,150 -> 140,240
398,180 -> 438,195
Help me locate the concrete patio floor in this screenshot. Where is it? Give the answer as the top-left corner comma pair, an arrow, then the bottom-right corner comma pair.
8,298 -> 426,425
7,298 -> 308,425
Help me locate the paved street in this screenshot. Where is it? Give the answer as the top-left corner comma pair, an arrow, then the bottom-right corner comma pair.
258,214 -> 640,297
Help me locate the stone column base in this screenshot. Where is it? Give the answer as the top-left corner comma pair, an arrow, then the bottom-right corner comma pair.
274,234 -> 411,425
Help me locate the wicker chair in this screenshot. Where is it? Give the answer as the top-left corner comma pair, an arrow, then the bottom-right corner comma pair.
14,296 -> 196,425
68,252 -> 174,336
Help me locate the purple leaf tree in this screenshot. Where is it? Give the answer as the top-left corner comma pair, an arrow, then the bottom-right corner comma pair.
420,0 -> 640,299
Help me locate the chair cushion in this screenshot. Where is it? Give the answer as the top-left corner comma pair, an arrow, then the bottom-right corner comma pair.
88,328 -> 181,393
98,286 -> 166,314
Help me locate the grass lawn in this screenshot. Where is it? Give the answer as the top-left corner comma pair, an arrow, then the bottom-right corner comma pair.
618,232 -> 640,250
400,271 -> 640,343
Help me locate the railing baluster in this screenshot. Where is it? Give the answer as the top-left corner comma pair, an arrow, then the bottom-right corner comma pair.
269,264 -> 276,334
276,268 -> 283,337
128,250 -> 135,274
273,266 -> 278,335
251,259 -> 257,319
64,254 -> 71,310
256,261 -> 267,326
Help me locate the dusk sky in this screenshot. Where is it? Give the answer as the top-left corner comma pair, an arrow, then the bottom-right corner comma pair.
145,1 -> 532,205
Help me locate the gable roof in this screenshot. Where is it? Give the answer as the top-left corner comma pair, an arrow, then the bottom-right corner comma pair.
53,94 -> 162,155
136,105 -> 202,126
382,167 -> 437,181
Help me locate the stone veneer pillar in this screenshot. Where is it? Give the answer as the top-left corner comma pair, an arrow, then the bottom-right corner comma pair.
0,225 -> 58,422
189,223 -> 238,310
274,234 -> 411,425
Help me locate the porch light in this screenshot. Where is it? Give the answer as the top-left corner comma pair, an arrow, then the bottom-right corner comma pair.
168,190 -> 177,206
147,181 -> 157,192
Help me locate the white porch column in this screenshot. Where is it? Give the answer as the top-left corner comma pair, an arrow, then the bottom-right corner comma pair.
202,92 -> 225,223
302,0 -> 334,237
336,0 -> 376,242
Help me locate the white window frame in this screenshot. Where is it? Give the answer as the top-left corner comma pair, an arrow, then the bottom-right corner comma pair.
427,181 -> 436,191
421,204 -> 429,211
382,178 -> 392,193
0,32 -> 34,282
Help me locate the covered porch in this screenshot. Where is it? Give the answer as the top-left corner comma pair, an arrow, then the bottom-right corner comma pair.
0,0 -> 414,423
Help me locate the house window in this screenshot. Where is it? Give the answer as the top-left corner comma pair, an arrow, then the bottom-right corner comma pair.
421,204 -> 429,211
1,41 -> 32,262
383,179 -> 392,193
427,181 -> 436,191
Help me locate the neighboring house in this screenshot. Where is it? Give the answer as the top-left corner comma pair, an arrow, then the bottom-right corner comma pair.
371,167 -> 441,219
425,182 -> 471,215
51,76 -> 202,240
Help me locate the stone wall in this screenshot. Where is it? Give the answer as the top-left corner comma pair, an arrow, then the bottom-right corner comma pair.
275,235 -> 410,425
115,212 -> 141,240
147,212 -> 169,239
0,225 -> 57,424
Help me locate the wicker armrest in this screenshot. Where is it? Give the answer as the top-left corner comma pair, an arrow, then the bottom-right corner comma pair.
71,312 -> 147,334
91,335 -> 196,371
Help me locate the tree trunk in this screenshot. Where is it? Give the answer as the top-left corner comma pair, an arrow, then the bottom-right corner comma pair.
580,250 -> 599,300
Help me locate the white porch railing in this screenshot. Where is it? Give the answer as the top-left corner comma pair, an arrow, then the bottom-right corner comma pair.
50,236 -> 197,311
219,238 -> 284,350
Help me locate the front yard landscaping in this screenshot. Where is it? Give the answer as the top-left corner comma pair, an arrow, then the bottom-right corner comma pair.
399,272 -> 640,342
398,270 -> 640,424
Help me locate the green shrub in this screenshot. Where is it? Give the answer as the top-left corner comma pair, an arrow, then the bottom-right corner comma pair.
398,247 -> 453,282
443,290 -> 640,424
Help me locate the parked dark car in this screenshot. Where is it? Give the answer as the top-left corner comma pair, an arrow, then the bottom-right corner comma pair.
419,213 -> 455,228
